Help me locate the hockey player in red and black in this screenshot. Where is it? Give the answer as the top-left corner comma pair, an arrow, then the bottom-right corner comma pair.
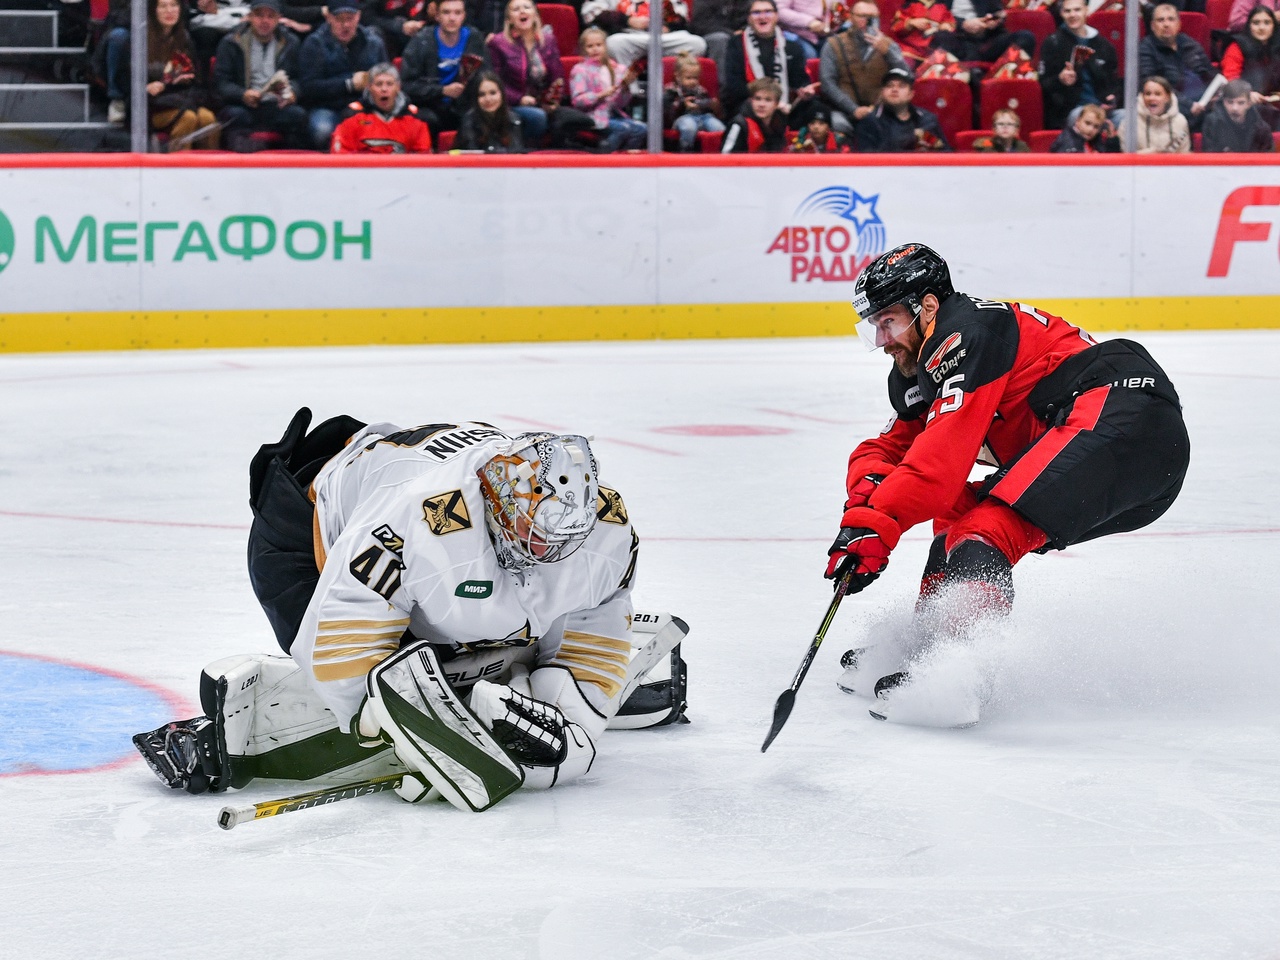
330,62 -> 433,153
826,243 -> 1190,725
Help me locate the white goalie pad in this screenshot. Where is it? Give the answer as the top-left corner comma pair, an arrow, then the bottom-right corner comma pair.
366,642 -> 525,812
201,654 -> 401,789
608,612 -> 689,730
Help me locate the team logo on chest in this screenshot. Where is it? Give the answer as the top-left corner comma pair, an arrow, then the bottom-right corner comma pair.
422,490 -> 472,535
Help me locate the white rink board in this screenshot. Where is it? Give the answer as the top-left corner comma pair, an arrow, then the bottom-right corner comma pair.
0,162 -> 1278,314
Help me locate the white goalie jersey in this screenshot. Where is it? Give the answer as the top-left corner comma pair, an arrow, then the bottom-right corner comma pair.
291,421 -> 639,731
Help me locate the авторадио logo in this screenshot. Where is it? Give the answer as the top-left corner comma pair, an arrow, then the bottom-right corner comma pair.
765,186 -> 887,283
0,209 -> 14,276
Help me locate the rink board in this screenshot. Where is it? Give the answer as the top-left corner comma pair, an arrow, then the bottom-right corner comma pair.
0,154 -> 1277,351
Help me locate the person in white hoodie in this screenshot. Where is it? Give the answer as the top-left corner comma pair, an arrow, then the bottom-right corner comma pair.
1122,75 -> 1191,153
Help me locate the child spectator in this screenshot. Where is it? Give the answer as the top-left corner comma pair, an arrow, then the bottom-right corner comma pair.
1049,102 -> 1120,152
972,108 -> 1030,152
147,0 -> 220,149
1200,78 -> 1276,150
331,62 -> 434,152
569,26 -> 647,151
664,50 -> 725,151
722,76 -> 789,151
788,104 -> 852,150
1122,75 -> 1191,153
455,70 -> 528,151
486,0 -> 595,147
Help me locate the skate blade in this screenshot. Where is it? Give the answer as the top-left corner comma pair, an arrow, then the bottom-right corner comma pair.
869,707 -> 979,729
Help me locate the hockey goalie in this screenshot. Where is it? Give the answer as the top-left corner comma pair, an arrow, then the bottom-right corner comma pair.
134,410 -> 688,812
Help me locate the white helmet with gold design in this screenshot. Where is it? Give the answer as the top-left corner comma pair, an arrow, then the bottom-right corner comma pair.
478,433 -> 599,570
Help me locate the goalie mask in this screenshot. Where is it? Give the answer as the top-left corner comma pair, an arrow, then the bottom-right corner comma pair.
478,433 -> 599,570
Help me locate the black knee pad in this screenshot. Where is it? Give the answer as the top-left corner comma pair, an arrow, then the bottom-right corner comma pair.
944,539 -> 1014,605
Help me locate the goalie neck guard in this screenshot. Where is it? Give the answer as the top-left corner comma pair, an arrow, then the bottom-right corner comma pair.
478,433 -> 600,570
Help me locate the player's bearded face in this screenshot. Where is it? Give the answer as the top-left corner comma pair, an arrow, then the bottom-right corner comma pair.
868,304 -> 924,375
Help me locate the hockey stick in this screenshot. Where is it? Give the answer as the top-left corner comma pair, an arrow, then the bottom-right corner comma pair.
217,774 -> 405,831
761,570 -> 855,753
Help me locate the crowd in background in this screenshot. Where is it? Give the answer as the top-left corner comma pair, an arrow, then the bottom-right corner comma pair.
88,0 -> 1278,152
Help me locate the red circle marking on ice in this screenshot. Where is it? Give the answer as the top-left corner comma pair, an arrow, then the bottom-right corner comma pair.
651,425 -> 793,437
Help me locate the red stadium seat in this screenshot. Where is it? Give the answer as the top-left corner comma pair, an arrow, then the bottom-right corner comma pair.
560,54 -> 582,79
876,0 -> 903,27
90,0 -> 110,20
1028,129 -> 1059,152
698,129 -> 723,152
805,57 -> 821,84
1205,0 -> 1233,30
538,4 -> 580,57
1274,131 -> 1280,150
952,129 -> 988,151
913,77 -> 973,146
1002,9 -> 1055,60
438,130 -> 457,151
1179,12 -> 1211,57
979,77 -> 1042,132
1087,10 -> 1145,76
662,56 -> 720,99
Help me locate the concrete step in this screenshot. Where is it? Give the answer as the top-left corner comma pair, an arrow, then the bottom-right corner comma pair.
0,82 -> 89,122
0,10 -> 58,48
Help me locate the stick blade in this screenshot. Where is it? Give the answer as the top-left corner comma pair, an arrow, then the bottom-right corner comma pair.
761,689 -> 796,753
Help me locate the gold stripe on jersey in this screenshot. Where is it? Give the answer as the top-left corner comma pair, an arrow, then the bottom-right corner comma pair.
317,617 -> 411,634
312,649 -> 397,682
551,632 -> 632,699
312,507 -> 327,572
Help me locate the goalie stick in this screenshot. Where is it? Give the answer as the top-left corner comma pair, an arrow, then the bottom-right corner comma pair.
214,613 -> 690,829
760,569 -> 854,753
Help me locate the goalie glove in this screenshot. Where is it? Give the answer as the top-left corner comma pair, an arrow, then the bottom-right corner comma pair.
470,666 -> 603,789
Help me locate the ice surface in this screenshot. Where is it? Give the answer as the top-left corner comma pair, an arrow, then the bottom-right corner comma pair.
1,332 -> 1278,960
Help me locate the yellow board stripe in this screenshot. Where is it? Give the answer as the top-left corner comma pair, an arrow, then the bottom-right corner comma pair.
312,651 -> 395,682
3,297 -> 1273,354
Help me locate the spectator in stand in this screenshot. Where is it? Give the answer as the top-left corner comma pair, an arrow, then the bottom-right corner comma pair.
602,0 -> 707,67
722,76 -> 789,150
1049,101 -> 1120,151
1121,75 -> 1191,151
723,0 -> 818,121
455,69 -> 528,149
487,0 -> 596,147
401,0 -> 488,136
1139,4 -> 1216,123
570,26 -> 647,150
776,0 -> 834,61
854,65 -> 950,150
887,0 -> 956,66
947,1 -> 1036,62
297,0 -> 389,149
146,0 -> 221,149
467,0 -> 507,35
1200,78 -> 1276,148
1221,5 -> 1280,122
214,0 -> 310,151
1228,0 -> 1279,32
362,0 -> 436,59
688,0 -> 755,81
788,103 -> 853,150
664,49 -> 725,151
1039,0 -> 1119,131
820,0 -> 908,137
972,107 -> 1030,150
331,61 -> 435,150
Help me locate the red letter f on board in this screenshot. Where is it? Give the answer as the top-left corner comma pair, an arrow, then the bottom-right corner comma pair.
1207,186 -> 1280,277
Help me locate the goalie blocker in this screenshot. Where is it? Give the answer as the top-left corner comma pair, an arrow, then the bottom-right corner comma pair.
133,612 -> 688,803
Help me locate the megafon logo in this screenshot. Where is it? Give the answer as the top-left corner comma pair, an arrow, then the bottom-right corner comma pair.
765,186 -> 887,283
1207,186 -> 1280,277
0,209 -> 14,276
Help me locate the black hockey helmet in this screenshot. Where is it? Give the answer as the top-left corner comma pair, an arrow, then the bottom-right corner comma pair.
851,243 -> 954,349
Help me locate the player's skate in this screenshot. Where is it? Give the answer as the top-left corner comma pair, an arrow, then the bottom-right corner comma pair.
835,642 -> 913,699
866,640 -> 992,728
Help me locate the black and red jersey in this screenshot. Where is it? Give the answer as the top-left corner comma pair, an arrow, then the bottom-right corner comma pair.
847,294 -> 1100,535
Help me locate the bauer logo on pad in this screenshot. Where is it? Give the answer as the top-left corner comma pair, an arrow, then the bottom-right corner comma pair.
422,490 -> 472,535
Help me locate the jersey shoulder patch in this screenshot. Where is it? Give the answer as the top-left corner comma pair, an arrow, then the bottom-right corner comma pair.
422,489 -> 473,535
596,486 -> 629,525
